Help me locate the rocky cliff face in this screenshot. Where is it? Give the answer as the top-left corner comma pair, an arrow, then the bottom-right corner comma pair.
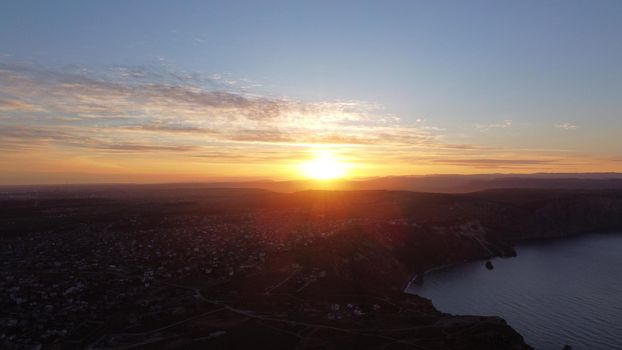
471,189 -> 622,240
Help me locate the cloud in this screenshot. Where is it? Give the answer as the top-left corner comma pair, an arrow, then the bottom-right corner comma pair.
0,61 -> 444,155
94,143 -> 200,152
476,119 -> 512,131
1,62 -> 378,126
0,125 -> 87,150
0,97 -> 43,112
122,122 -> 219,135
2,61 -> 616,178
555,123 -> 579,130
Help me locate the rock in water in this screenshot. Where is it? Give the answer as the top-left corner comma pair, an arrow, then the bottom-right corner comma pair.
485,261 -> 494,270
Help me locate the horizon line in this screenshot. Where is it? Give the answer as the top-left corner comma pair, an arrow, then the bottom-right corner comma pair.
2,171 -> 622,188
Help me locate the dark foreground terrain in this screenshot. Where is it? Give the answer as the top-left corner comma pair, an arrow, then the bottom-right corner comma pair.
2,185 -> 622,349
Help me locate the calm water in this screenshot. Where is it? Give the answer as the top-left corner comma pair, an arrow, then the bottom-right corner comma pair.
408,233 -> 622,350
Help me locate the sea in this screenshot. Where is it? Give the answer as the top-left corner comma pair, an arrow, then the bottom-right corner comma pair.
408,232 -> 622,350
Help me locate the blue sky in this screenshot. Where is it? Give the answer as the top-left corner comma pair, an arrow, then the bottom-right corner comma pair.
1,1 -> 621,183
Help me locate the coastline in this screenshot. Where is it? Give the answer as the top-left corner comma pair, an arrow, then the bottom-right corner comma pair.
406,230 -> 622,349
406,230 -> 622,296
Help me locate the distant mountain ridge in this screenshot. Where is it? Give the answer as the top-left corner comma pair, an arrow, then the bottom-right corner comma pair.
4,173 -> 622,194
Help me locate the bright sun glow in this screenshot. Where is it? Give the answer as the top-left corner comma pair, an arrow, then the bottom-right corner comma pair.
300,150 -> 348,180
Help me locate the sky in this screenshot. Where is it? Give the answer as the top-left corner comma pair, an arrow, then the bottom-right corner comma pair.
1,0 -> 622,184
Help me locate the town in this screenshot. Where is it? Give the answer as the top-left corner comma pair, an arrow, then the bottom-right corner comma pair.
1,186 -> 534,349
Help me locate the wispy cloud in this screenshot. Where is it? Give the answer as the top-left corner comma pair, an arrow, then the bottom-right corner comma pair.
0,97 -> 44,112
0,61 -> 441,155
95,143 -> 200,152
555,123 -> 579,130
476,119 -> 512,131
1,61 -> 619,180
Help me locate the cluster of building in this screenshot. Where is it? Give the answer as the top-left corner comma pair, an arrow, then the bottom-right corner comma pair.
1,208 -> 409,348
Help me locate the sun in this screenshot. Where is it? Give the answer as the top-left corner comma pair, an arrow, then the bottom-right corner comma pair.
300,150 -> 348,180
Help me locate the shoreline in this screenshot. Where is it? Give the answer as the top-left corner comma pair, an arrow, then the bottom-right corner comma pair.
405,230 -> 622,349
407,229 -> 622,292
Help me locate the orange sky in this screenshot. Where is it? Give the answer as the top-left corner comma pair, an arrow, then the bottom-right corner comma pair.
1,63 -> 621,185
